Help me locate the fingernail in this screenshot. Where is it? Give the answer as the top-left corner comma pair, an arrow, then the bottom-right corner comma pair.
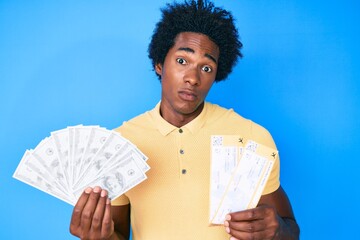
224,221 -> 229,227
225,214 -> 231,221
101,189 -> 107,197
106,198 -> 111,205
225,227 -> 230,233
85,187 -> 92,194
93,186 -> 101,193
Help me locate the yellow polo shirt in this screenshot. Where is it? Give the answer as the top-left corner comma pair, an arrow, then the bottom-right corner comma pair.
112,102 -> 280,240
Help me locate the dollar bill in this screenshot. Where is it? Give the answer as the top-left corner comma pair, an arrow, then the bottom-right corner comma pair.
73,150 -> 147,200
13,150 -> 75,205
13,125 -> 149,206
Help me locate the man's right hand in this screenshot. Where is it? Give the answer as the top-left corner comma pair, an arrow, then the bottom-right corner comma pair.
70,186 -> 114,240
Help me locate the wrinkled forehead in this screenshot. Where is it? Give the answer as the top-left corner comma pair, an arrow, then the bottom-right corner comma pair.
173,32 -> 220,62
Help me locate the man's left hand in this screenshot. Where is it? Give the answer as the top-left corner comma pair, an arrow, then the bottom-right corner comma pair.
224,205 -> 281,240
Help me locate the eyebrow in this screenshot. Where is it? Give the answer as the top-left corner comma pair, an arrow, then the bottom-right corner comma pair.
177,47 -> 217,64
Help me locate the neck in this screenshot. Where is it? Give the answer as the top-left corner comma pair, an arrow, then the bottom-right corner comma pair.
160,102 -> 204,128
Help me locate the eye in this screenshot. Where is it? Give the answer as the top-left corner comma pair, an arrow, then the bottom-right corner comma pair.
202,65 -> 212,73
176,58 -> 187,65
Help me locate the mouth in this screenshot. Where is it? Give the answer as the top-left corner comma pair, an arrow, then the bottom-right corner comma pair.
178,89 -> 197,101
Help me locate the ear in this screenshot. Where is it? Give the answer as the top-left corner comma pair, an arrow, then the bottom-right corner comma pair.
155,63 -> 163,76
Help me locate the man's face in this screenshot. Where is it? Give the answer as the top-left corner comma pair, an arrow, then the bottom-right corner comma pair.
156,32 -> 219,125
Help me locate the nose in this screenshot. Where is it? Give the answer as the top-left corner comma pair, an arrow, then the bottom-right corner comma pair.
183,67 -> 200,86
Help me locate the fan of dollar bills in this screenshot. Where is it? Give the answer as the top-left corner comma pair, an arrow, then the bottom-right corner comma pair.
13,125 -> 149,205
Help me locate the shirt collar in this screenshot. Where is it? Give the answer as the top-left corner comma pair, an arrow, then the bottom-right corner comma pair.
150,101 -> 209,136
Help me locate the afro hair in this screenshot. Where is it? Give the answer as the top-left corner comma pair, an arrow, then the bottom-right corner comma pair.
148,0 -> 243,82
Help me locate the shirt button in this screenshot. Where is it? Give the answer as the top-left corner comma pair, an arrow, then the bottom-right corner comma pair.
182,169 -> 187,174
179,128 -> 183,133
180,149 -> 184,154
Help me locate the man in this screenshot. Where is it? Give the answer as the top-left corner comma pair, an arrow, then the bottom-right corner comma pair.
70,0 -> 300,239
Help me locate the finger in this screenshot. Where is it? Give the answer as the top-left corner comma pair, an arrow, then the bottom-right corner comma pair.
225,220 -> 265,240
81,186 -> 102,232
90,189 -> 108,232
101,197 -> 114,238
226,219 -> 265,233
70,187 -> 92,230
229,230 -> 264,240
227,207 -> 266,222
228,225 -> 275,240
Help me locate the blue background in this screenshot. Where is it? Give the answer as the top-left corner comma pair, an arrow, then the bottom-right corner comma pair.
1,0 -> 359,239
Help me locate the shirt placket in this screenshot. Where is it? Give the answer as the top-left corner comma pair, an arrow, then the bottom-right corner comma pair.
177,127 -> 187,177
